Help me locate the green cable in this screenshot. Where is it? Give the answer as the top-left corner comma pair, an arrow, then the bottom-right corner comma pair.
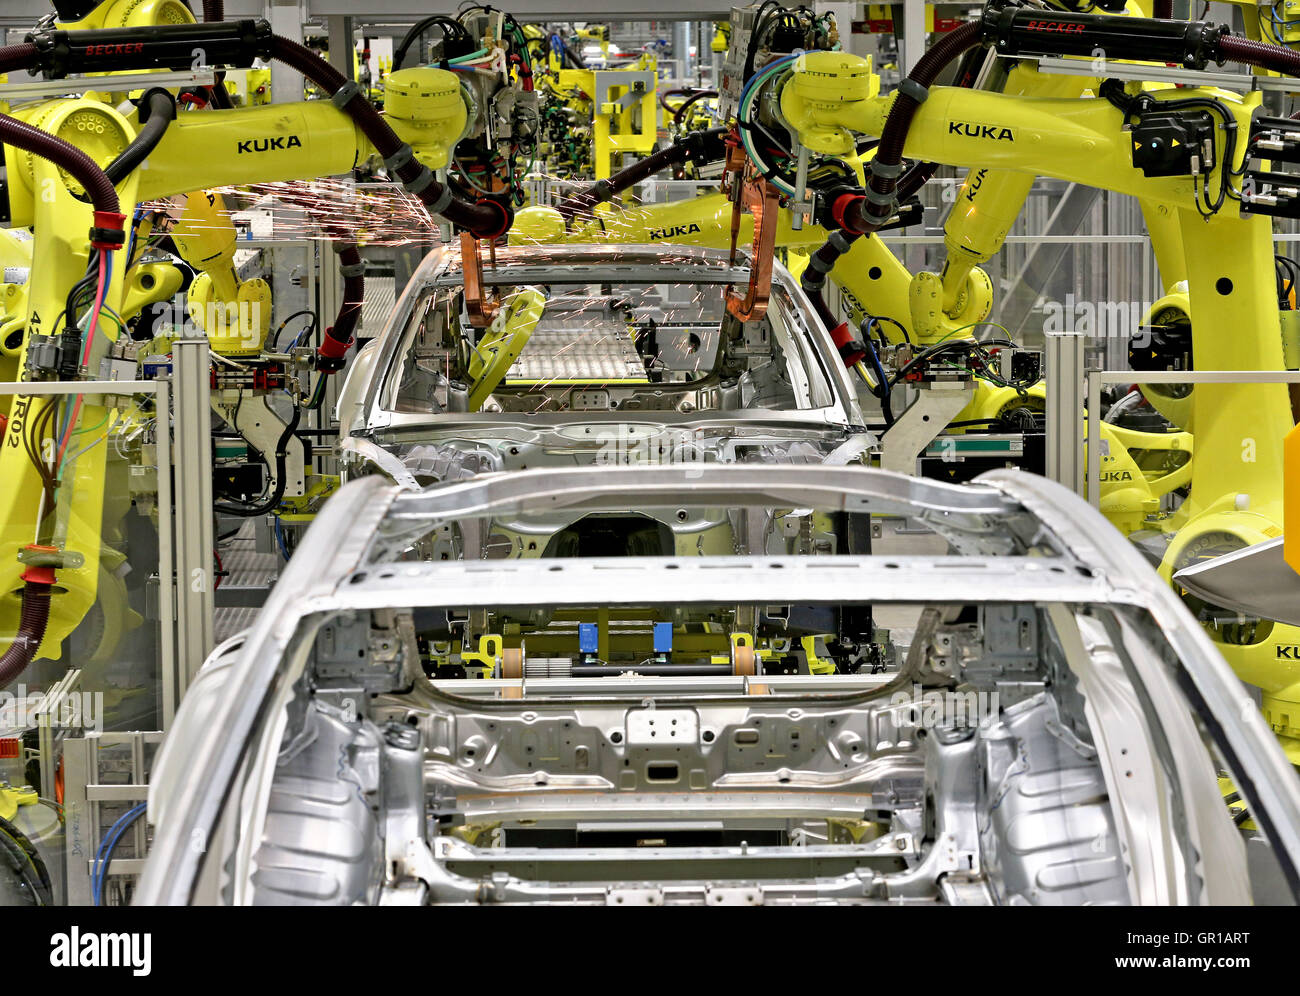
448,48 -> 488,64
738,59 -> 798,195
72,412 -> 109,436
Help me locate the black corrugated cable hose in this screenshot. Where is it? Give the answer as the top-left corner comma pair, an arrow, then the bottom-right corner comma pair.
317,242 -> 365,371
556,127 -> 728,222
104,88 -> 176,185
0,44 -> 37,74
1219,34 -> 1300,74
0,580 -> 52,691
0,815 -> 52,905
268,34 -> 511,239
801,159 -> 937,322
200,0 -> 235,107
673,89 -> 719,126
0,112 -> 120,216
659,87 -> 704,112
833,19 -> 985,236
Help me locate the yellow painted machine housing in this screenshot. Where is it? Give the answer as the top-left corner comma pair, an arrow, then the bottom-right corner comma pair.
119,260 -> 184,324
1288,422 -> 1300,576
1136,288 -> 1194,430
466,287 -> 547,410
0,98 -> 139,660
780,51 -> 878,157
170,190 -> 273,355
779,56 -> 1299,752
556,63 -> 659,180
58,0 -> 194,29
383,68 -> 469,172
0,21 -> 503,666
0,231 -> 34,381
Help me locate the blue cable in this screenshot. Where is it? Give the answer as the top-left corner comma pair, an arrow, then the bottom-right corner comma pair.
737,52 -> 798,111
92,802 -> 146,906
861,319 -> 895,421
124,208 -> 143,264
273,515 -> 291,561
93,803 -> 144,905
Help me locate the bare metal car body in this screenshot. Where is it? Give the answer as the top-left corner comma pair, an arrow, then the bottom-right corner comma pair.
335,244 -> 870,488
137,465 -> 1300,905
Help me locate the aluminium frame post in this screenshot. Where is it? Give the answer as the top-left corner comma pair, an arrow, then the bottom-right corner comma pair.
171,339 -> 215,699
1045,328 -> 1087,496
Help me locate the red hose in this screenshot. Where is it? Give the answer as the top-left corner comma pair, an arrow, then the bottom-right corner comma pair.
0,582 -> 52,691
202,0 -> 224,20
268,34 -> 510,239
1153,0 -> 1174,18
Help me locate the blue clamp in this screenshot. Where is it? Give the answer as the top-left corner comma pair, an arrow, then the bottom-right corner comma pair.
653,622 -> 673,655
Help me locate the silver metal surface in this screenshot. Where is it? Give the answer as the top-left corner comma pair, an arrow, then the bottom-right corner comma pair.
343,554 -> 1109,610
880,380 -> 974,475
268,0 -> 304,106
137,465 -> 1300,906
508,326 -> 646,381
433,672 -> 897,697
172,340 -> 215,702
0,380 -> 158,395
62,733 -> 163,908
1175,536 -> 1300,626
0,70 -> 216,99
1019,54 -> 1300,93
350,244 -> 864,444
1044,329 -> 1086,495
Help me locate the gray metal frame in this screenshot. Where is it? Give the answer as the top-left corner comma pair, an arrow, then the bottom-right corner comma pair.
171,340 -> 216,707
350,244 -> 864,442
1044,329 -> 1087,494
62,731 -> 164,908
0,70 -> 216,100
136,464 -> 1300,904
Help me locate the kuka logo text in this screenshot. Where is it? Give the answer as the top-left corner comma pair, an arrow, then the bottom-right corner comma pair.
237,135 -> 303,154
648,223 -> 701,240
949,122 -> 1015,142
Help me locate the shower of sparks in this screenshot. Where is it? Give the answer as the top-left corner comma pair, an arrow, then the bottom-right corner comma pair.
141,179 -> 439,247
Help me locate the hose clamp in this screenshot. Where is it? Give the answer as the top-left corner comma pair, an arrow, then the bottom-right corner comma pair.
331,79 -> 362,110
897,78 -> 929,104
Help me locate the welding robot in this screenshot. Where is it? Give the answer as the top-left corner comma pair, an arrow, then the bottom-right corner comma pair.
505,0 -> 1300,759
0,4 -> 522,687
759,3 -> 1300,761
507,1 -> 1184,533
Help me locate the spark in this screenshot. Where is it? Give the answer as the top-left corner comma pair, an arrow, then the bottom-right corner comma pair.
140,179 -> 438,247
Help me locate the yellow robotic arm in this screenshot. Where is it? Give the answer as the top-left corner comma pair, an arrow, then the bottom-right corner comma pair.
466,287 -> 547,410
0,16 -> 507,667
168,189 -> 272,355
779,9 -> 1300,758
